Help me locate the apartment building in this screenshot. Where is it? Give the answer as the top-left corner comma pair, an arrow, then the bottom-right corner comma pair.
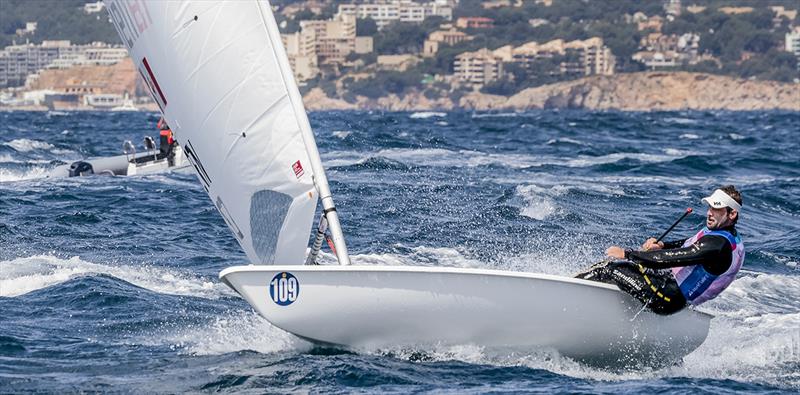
299,14 -> 373,65
511,38 -> 616,76
423,28 -> 472,57
0,41 -> 128,88
282,31 -> 319,82
453,48 -> 506,87
284,13 -> 374,81
337,0 -> 453,30
456,17 -> 494,29
786,27 -> 800,71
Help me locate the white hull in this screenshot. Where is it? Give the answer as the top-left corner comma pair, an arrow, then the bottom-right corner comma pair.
220,265 -> 712,366
126,146 -> 189,176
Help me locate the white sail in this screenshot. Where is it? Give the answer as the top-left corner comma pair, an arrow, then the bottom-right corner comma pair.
106,0 -> 325,265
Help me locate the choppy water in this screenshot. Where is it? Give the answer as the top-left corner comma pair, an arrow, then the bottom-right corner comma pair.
1,110 -> 798,393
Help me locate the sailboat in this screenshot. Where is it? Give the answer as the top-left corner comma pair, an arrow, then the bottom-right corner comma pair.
106,0 -> 710,366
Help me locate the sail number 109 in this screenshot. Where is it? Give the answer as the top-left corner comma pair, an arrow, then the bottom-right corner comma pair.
269,272 -> 299,306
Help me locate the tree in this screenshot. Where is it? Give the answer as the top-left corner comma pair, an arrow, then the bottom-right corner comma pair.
375,22 -> 428,54
357,17 -> 377,36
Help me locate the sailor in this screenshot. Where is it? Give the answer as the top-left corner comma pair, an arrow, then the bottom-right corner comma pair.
576,185 -> 745,315
158,117 -> 176,165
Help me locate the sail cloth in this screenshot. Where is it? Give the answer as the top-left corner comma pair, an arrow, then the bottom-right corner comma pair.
106,0 -> 318,265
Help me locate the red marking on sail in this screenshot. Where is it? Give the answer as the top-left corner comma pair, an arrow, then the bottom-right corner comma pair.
292,160 -> 305,178
142,57 -> 167,107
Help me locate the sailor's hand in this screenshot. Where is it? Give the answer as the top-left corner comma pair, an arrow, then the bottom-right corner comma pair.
641,238 -> 665,251
605,246 -> 626,259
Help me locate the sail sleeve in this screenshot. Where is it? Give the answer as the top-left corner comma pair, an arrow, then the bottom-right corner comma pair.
106,0 -> 318,265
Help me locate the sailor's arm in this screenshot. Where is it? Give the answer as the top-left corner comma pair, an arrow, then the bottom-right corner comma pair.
640,237 -> 687,251
624,235 -> 732,270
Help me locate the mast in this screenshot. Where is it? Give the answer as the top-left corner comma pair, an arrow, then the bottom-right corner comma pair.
256,1 -> 351,265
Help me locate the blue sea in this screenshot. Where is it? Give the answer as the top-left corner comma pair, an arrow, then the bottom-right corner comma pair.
1,110 -> 798,393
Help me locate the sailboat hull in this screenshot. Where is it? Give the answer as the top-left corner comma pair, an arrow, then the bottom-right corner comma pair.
220,265 -> 711,366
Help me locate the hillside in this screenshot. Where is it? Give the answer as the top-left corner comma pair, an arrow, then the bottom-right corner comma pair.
302,72 -> 800,111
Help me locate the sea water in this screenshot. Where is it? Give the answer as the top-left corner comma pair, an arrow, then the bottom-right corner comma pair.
1,110 -> 798,393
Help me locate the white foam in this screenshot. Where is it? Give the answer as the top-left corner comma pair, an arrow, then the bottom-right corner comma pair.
332,130 -> 351,139
0,166 -> 50,182
4,139 -> 55,152
345,245 -> 483,269
324,148 -> 693,170
516,184 -> 560,220
680,133 -> 700,139
546,137 -> 590,146
729,133 -> 746,140
0,255 -> 227,298
155,311 -> 312,356
410,111 -> 446,119
471,112 -> 518,118
665,117 -> 698,125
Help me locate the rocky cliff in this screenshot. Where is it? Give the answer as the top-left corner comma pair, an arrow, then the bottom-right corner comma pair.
302,72 -> 800,112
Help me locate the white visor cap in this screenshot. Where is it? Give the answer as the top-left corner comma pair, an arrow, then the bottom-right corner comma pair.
701,189 -> 741,211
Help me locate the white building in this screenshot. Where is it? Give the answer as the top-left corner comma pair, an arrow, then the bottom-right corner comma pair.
337,0 -> 453,30
84,1 -> 105,14
786,27 -> 800,71
454,48 -> 506,88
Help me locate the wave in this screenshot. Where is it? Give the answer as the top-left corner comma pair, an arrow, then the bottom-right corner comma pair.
332,130 -> 351,139
4,139 -> 56,152
0,166 -> 50,182
545,137 -> 591,146
324,148 -> 695,170
471,112 -> 518,119
0,255 -> 227,299
2,138 -> 75,156
147,310 -> 312,356
409,111 -> 446,119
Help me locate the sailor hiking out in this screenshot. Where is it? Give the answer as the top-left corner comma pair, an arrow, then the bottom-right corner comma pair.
576,185 -> 745,315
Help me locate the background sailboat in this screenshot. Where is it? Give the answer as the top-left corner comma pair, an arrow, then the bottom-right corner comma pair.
107,0 -> 711,366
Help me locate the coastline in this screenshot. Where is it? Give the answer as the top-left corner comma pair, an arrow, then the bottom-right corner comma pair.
3,72 -> 798,113
301,72 -> 800,112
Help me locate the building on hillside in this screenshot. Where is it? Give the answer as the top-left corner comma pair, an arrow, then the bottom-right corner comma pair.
634,32 -> 701,70
453,47 -> 506,88
377,54 -> 420,71
510,38 -> 616,76
283,13 -> 374,81
423,28 -> 472,57
84,1 -> 105,14
637,15 -> 663,32
15,22 -> 37,36
282,32 -> 319,82
718,7 -> 753,15
19,57 -> 138,109
772,6 -> 798,28
786,27 -> 800,71
300,14 -> 373,65
686,5 -> 706,13
337,1 -> 453,30
456,17 -> 494,29
632,51 -> 680,69
664,0 -> 681,17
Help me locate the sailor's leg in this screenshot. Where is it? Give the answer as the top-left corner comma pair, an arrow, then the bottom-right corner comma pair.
574,259 -> 618,285
607,262 -> 687,315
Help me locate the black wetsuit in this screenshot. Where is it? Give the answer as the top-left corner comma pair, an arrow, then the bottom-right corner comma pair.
576,225 -> 738,315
